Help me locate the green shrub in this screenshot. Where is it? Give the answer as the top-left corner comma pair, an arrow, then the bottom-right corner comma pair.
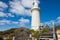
0,37 -> 3,40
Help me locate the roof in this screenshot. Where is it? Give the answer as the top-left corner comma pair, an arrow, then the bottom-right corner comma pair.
38,33 -> 53,39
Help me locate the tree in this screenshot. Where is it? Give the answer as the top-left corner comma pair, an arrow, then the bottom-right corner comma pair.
42,24 -> 50,33
30,29 -> 35,33
33,31 -> 40,38
0,37 -> 3,40
0,31 -> 3,35
42,28 -> 48,34
30,29 -> 40,40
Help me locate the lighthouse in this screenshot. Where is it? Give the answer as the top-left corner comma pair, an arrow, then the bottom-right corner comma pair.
31,0 -> 40,30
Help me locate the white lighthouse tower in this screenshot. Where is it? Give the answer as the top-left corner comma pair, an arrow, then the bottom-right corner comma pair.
31,0 -> 40,30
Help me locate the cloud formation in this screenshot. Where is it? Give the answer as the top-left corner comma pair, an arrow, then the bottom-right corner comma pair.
57,16 -> 60,22
21,0 -> 33,8
0,12 -> 15,17
0,12 -> 7,17
0,17 -> 30,27
42,17 -> 60,27
0,1 -> 14,18
0,1 -> 8,11
19,18 -> 30,27
0,19 -> 11,25
9,0 -> 35,16
7,13 -> 15,17
19,18 -> 30,23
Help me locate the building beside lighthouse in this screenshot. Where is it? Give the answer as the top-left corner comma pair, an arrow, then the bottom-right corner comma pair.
31,0 -> 40,30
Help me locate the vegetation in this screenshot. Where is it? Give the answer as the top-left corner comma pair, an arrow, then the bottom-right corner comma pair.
0,25 -> 60,40
0,37 -> 3,40
30,29 -> 40,39
0,31 -> 3,35
55,25 -> 60,30
0,28 -> 16,40
33,31 -> 40,38
42,28 -> 48,34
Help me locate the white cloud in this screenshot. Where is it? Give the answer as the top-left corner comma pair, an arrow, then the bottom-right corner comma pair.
0,8 -> 3,11
19,22 -> 26,27
0,1 -> 8,8
0,19 -> 11,25
44,21 -> 51,25
12,21 -> 19,24
0,1 -> 15,17
56,16 -> 60,25
0,20 -> 10,23
21,0 -> 34,8
57,16 -> 60,19
24,10 -> 31,16
0,17 -> 30,27
40,23 -> 44,26
42,17 -> 60,27
9,0 -> 39,16
7,13 -> 15,17
19,18 -> 30,27
0,19 -> 19,25
44,20 -> 55,25
11,18 -> 30,27
0,12 -> 15,17
57,16 -> 60,22
0,12 -> 7,17
9,1 -> 25,15
21,0 -> 40,8
0,1 -> 8,11
19,18 -> 30,23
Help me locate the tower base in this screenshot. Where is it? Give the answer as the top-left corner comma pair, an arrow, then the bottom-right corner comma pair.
31,26 -> 40,31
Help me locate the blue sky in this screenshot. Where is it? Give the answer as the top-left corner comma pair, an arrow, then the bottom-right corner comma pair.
0,0 -> 60,31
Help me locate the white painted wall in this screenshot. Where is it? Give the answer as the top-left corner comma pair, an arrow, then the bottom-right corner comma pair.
31,9 -> 40,30
56,30 -> 60,40
49,39 -> 54,40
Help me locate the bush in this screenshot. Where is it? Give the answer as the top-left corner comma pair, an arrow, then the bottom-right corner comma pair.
0,37 -> 3,40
